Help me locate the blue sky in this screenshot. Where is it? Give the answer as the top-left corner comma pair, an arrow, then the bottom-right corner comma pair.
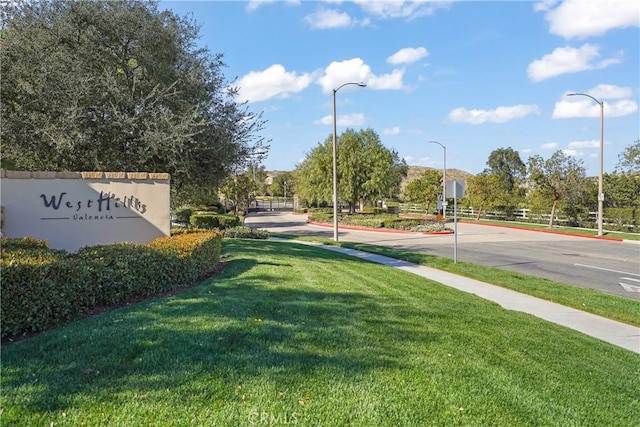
160,0 -> 639,176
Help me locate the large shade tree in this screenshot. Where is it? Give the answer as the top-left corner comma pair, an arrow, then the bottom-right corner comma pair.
464,172 -> 510,220
486,147 -> 527,195
295,128 -> 407,212
527,151 -> 588,228
616,139 -> 640,174
403,169 -> 442,214
1,0 -> 268,205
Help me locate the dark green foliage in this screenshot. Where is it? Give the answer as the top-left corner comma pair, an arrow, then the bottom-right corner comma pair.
222,226 -> 269,239
361,207 -> 388,214
307,213 -> 448,232
605,207 -> 639,231
0,231 -> 222,339
1,0 -> 268,200
172,207 -> 194,225
295,128 -> 407,211
0,237 -> 51,251
190,213 -> 240,230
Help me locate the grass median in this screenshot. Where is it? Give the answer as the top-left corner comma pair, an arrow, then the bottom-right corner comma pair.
2,239 -> 638,426
273,234 -> 640,328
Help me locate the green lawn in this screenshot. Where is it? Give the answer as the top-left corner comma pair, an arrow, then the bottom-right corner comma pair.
2,239 -> 639,426
270,231 -> 640,328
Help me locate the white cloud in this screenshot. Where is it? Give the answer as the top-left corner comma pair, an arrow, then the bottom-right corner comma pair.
587,84 -> 635,99
541,142 -> 559,149
317,58 -> 405,93
538,0 -> 640,39
562,149 -> 579,157
236,64 -> 312,103
387,47 -> 429,65
383,126 -> 401,135
247,0 -> 300,12
316,113 -> 366,126
568,140 -> 600,149
354,0 -> 449,20
304,8 -> 355,29
552,98 -> 638,118
527,44 -> 622,82
447,105 -> 540,124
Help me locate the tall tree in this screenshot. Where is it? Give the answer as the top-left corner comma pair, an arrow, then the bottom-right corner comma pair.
486,147 -> 527,194
527,151 -> 588,228
403,169 -> 442,213
465,172 -> 509,220
269,172 -> 296,197
616,139 -> 640,174
295,128 -> 406,212
0,0 -> 268,203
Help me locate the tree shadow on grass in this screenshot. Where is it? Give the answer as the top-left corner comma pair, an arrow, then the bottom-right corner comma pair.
2,240 -> 443,417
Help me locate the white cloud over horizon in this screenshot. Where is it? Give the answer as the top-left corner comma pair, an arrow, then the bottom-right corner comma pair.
537,0 -> 640,39
387,47 -> 429,65
448,104 -> 540,125
317,58 -> 405,93
315,112 -> 366,127
527,44 -> 622,82
235,64 -> 312,103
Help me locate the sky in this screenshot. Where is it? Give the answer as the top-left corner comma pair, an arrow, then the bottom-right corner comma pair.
160,0 -> 640,176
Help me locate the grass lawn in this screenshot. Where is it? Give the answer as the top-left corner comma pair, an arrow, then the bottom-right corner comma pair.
272,233 -> 640,328
2,239 -> 639,426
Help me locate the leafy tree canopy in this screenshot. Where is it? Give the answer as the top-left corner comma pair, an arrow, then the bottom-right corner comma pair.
486,147 -> 526,194
295,128 -> 407,211
527,151 -> 588,226
616,139 -> 640,174
1,0 -> 268,204
403,169 -> 441,211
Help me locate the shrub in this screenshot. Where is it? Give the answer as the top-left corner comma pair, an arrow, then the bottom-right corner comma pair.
1,246 -> 95,337
223,226 -> 269,239
1,231 -> 223,339
0,236 -> 50,251
190,213 -> 240,230
172,207 -> 194,224
361,207 -> 388,214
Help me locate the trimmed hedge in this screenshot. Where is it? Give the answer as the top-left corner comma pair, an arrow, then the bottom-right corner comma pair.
190,213 -> 240,230
307,212 -> 449,232
222,226 -> 270,239
0,231 -> 223,339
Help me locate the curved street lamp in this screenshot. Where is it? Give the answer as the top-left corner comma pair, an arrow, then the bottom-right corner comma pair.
332,82 -> 367,241
427,141 -> 447,218
567,92 -> 604,236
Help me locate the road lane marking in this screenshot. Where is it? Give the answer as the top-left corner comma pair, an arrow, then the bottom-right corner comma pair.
574,263 -> 640,277
619,283 -> 640,293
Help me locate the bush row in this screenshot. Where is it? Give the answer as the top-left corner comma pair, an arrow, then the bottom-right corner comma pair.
307,213 -> 448,232
1,231 -> 222,339
190,213 -> 241,230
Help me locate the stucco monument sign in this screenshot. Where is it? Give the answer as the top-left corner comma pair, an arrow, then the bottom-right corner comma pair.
0,171 -> 170,252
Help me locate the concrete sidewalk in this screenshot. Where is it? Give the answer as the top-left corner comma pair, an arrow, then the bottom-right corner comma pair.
280,239 -> 640,354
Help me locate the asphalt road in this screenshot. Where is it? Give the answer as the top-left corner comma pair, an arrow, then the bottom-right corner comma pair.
244,211 -> 640,301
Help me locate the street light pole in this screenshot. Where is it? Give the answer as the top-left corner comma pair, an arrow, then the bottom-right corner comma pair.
428,141 -> 447,218
567,92 -> 604,236
332,81 -> 366,241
